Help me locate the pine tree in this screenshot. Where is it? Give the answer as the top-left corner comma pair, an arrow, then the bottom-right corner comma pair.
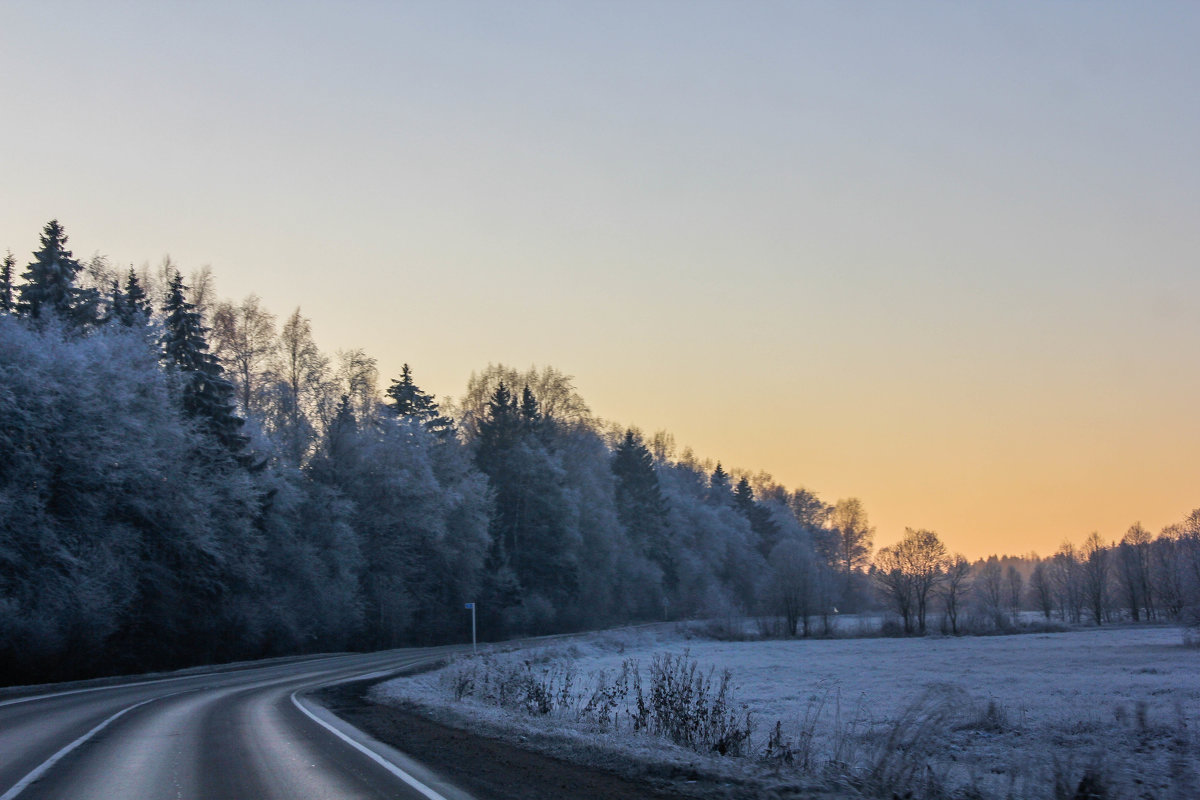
17,220 -> 99,326
161,272 -> 248,459
1,250 -> 14,313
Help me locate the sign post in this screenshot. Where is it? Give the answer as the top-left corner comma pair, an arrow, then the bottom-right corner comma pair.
464,602 -> 476,654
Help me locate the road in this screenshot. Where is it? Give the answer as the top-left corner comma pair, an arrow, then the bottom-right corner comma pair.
0,647 -> 476,800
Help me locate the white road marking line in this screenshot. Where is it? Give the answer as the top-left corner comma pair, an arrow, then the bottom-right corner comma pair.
0,654 -> 351,708
0,695 -> 162,800
0,678 -> 172,709
290,690 -> 453,800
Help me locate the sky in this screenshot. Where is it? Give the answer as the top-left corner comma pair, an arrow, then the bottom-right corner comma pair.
3,2 -> 1198,560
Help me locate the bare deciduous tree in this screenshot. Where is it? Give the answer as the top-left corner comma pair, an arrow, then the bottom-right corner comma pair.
1030,560 -> 1054,620
940,554 -> 971,634
830,497 -> 874,612
1081,532 -> 1110,625
270,307 -> 328,463
1117,523 -> 1154,622
1050,542 -> 1084,623
976,556 -> 1005,627
1005,564 -> 1024,623
875,528 -> 946,634
211,294 -> 278,417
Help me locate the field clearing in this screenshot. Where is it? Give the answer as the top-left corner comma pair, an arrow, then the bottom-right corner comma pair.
375,625 -> 1200,798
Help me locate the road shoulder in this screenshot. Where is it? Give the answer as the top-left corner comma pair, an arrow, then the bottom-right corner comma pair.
314,680 -> 765,800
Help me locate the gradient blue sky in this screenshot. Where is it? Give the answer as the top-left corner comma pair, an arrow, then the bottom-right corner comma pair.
4,2 -> 1198,558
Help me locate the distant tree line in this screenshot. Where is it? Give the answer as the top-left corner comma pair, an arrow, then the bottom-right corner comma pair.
0,221 -> 882,684
868,523 -> 1200,636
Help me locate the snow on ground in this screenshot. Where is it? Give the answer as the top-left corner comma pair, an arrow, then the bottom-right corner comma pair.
374,625 -> 1200,798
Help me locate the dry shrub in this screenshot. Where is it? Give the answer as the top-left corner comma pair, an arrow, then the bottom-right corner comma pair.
445,649 -> 752,757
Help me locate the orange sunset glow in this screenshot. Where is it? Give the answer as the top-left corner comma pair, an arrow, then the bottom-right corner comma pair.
3,2 -> 1198,559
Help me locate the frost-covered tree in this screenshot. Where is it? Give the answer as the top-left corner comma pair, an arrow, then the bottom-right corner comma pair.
1152,525 -> 1188,619
114,266 -> 151,327
612,429 -> 673,592
1050,542 -> 1085,623
829,497 -> 875,612
707,462 -> 731,506
1005,564 -> 1024,622
456,364 -> 590,441
472,381 -> 578,633
386,364 -> 453,436
875,528 -> 946,634
161,272 -> 248,460
1030,560 -> 1054,620
0,251 -> 14,312
0,315 -> 263,681
765,538 -> 819,636
266,307 -> 328,463
211,294 -> 278,418
17,220 -> 99,328
332,348 -> 379,424
659,457 -> 763,619
309,392 -> 490,648
732,475 -> 782,558
1117,522 -> 1154,622
972,556 -> 1011,628
940,554 -> 972,634
1080,532 -> 1110,625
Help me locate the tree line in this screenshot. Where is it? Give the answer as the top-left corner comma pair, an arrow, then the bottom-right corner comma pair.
0,220 -> 878,684
4,221 -> 1195,685
868,523 -> 1200,638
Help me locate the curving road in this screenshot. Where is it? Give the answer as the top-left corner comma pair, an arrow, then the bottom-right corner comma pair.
0,647 -> 475,800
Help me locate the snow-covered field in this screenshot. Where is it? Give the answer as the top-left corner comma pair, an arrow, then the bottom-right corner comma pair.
373,625 -> 1199,799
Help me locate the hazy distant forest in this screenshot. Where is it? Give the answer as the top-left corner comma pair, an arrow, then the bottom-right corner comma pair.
2,221 -> 1199,685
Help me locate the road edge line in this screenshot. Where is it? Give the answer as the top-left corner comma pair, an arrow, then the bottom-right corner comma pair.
0,695 -> 160,800
290,690 -> 461,800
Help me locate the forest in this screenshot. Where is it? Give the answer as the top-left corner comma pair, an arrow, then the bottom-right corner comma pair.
2,220 -> 1198,685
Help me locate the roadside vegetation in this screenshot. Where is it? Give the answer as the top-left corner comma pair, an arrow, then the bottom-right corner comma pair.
375,627 -> 1200,800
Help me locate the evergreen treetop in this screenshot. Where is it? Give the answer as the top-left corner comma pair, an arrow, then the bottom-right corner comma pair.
107,278 -> 127,324
161,271 -> 248,460
17,220 -> 99,327
0,251 -> 13,313
121,266 -> 151,324
734,476 -> 754,511
612,429 -> 674,586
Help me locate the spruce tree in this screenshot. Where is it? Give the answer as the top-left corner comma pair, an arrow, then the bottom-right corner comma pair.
476,381 -> 520,468
385,363 -> 453,436
0,251 -> 14,313
107,278 -> 127,325
612,430 -> 675,589
121,267 -> 151,325
708,462 -> 731,505
520,384 -> 540,423
474,380 -> 576,614
161,272 -> 248,459
733,476 -> 755,513
733,476 -> 781,557
17,219 -> 98,327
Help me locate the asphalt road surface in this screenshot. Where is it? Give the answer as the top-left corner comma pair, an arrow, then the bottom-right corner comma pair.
0,647 -> 476,800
